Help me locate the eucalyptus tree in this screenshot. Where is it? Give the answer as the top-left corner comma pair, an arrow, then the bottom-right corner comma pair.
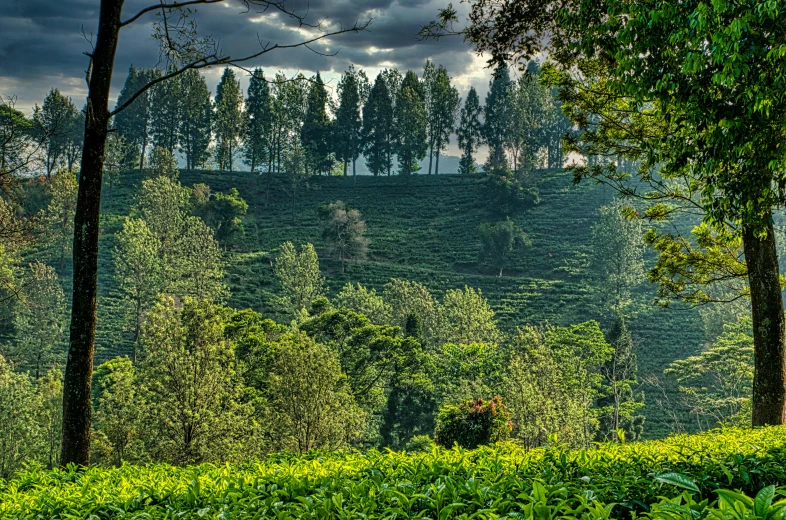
301,72 -> 333,176
429,65 -> 460,174
150,73 -> 182,153
114,66 -> 159,169
33,89 -> 77,177
179,69 -> 212,171
482,63 -> 513,172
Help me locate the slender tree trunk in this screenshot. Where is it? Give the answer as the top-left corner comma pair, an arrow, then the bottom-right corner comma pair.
435,150 -> 440,175
61,0 -> 124,467
343,160 -> 347,176
352,157 -> 356,177
428,147 -> 433,175
743,215 -> 786,426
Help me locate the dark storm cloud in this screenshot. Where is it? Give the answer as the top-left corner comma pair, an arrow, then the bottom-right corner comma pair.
0,0 -> 482,108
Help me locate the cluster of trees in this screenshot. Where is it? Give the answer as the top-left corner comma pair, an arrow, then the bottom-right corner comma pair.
109,61 -> 569,178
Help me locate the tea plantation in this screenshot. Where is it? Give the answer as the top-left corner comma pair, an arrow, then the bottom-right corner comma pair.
85,170 -> 706,438
2,426 -> 785,519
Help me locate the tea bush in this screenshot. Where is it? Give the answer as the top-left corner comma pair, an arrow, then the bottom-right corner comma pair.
434,396 -> 512,448
2,426 -> 786,518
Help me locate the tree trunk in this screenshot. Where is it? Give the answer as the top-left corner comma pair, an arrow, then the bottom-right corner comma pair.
352,157 -> 356,177
742,215 -> 786,426
61,0 -> 124,467
435,150 -> 440,175
428,147 -> 433,175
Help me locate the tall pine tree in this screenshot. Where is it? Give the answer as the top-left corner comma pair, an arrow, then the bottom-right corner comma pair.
179,70 -> 212,171
301,72 -> 332,176
244,68 -> 273,173
457,87 -> 483,175
393,70 -> 427,175
483,63 -> 513,172
362,73 -> 394,176
114,66 -> 159,170
213,68 -> 243,172
429,65 -> 460,175
150,72 -> 182,154
334,66 -> 368,176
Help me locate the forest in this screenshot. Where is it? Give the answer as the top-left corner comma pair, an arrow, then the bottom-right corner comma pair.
1,0 -> 785,517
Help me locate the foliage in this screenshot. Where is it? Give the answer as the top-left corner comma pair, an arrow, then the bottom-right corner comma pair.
591,200 -> 645,314
91,357 -> 141,466
267,331 -> 366,453
243,69 -> 272,173
146,146 -> 179,179
483,64 -> 514,171
193,186 -> 248,246
393,71 -> 428,175
5,427 -> 786,517
457,86 -> 483,175
478,218 -> 531,277
138,297 -> 250,464
274,241 -> 325,316
178,69 -> 212,171
482,166 -> 540,215
334,282 -> 392,325
434,396 -> 512,448
301,72 -> 333,176
213,68 -> 243,172
114,66 -> 158,169
43,170 -> 77,269
0,354 -> 42,479
319,200 -> 369,272
363,72 -> 395,176
333,66 -> 368,176
666,318 -> 754,429
437,286 -> 502,346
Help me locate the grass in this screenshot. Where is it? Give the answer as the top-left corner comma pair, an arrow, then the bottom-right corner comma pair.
26,169 -> 709,439
2,426 -> 785,518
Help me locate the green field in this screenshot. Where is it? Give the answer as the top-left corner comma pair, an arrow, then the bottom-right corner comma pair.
79,169 -> 707,438
2,426 -> 785,518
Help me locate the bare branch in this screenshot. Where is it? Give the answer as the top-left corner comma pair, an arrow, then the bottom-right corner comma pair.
120,0 -> 224,27
110,18 -> 371,117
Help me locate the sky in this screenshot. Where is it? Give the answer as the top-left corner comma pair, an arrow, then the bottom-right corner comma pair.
0,0 -> 503,160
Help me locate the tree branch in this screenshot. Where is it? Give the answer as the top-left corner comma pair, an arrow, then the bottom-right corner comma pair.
121,0 -> 224,27
110,19 -> 371,117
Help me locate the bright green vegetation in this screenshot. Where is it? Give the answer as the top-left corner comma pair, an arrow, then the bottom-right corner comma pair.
2,426 -> 785,518
81,169 -> 706,438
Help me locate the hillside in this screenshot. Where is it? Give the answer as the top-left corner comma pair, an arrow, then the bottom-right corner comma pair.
84,169 -> 705,438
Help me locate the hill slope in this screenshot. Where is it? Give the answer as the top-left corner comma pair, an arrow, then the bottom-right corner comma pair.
88,169 -> 706,438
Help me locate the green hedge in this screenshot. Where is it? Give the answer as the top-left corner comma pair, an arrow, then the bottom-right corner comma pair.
2,426 -> 785,518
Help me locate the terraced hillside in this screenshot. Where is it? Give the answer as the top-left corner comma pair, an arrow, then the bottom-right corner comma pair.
87,169 -> 705,438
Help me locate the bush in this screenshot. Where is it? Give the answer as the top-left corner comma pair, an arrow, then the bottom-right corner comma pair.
434,396 -> 512,449
404,435 -> 435,452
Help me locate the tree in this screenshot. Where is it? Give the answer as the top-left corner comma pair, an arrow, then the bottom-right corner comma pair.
146,146 -> 179,179
482,64 -> 513,172
597,313 -> 644,441
91,357 -> 141,466
274,242 -> 325,316
267,331 -> 365,453
393,71 -> 428,175
362,72 -> 395,176
1,95 -> 39,186
319,201 -> 369,273
214,68 -> 244,172
44,171 -> 78,270
0,355 -> 43,478
437,287 -> 501,346
61,0 -> 367,466
193,186 -> 248,246
11,262 -> 66,379
504,322 -> 612,448
114,218 -> 163,357
301,72 -> 333,176
425,64 -> 460,175
333,66 -> 368,176
383,279 -> 440,347
114,66 -> 158,169
441,0 -> 786,428
63,107 -> 85,174
509,65 -> 551,172
590,200 -> 645,314
477,218 -> 530,277
139,297 -> 249,464
457,87 -> 483,175
335,282 -> 392,325
666,318 -> 754,429
172,216 -> 228,301
179,69 -> 212,171
33,89 -> 78,177
243,68 -> 272,173
150,74 -> 182,153
135,176 -> 190,269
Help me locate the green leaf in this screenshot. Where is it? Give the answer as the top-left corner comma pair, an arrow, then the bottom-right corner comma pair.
655,473 -> 700,493
755,486 -> 775,517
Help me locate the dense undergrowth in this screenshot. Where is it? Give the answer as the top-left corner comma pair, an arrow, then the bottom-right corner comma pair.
1,426 -> 785,519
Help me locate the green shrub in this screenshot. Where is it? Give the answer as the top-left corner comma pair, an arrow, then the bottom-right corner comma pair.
404,434 -> 435,452
434,396 -> 512,448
